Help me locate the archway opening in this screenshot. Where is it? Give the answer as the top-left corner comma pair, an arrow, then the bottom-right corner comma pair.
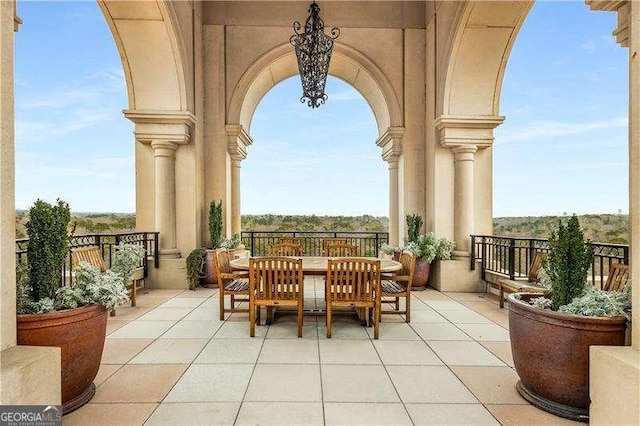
494,1 -> 628,240
242,76 -> 387,228
15,2 -> 134,223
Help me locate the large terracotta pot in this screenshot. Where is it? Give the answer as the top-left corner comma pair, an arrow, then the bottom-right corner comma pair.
203,249 -> 218,288
411,259 -> 431,291
17,304 -> 108,414
508,293 -> 627,422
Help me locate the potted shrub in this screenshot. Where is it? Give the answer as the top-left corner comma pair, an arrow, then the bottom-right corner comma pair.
186,248 -> 206,290
381,215 -> 455,290
16,199 -> 144,414
508,215 -> 630,422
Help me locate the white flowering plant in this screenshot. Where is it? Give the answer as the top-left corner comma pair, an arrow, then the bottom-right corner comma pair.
17,243 -> 145,314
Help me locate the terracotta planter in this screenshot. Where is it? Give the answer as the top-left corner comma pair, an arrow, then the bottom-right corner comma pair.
411,259 -> 431,291
17,304 -> 108,414
203,249 -> 218,288
508,293 -> 627,422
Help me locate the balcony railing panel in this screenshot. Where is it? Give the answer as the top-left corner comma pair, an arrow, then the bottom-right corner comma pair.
16,232 -> 159,285
241,231 -> 388,257
471,235 -> 628,288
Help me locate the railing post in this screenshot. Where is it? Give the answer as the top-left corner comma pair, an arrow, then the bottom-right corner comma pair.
154,232 -> 159,268
250,231 -> 255,256
623,245 -> 629,265
470,235 -> 476,271
508,238 -> 516,280
480,236 -> 487,281
375,233 -> 380,257
143,233 -> 149,277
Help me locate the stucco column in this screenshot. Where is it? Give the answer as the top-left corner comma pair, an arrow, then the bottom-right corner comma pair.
387,158 -> 400,246
230,157 -> 242,234
451,146 -> 477,257
376,127 -> 404,246
435,115 -> 504,256
585,2 -> 639,425
225,125 -> 253,236
124,110 -> 195,257
151,140 -> 180,257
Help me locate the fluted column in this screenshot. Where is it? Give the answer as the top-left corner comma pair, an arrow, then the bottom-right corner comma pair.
451,146 -> 477,257
151,140 -> 180,257
124,110 -> 195,258
226,124 -> 253,235
376,127 -> 405,246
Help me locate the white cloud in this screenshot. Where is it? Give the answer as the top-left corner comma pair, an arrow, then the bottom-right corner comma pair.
496,117 -> 628,145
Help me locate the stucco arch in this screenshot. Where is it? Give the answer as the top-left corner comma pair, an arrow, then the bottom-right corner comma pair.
440,1 -> 534,117
97,0 -> 189,111
228,42 -> 402,136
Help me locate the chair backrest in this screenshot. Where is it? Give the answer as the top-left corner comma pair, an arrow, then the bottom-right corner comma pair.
249,257 -> 304,302
528,252 -> 547,283
603,263 -> 630,292
322,238 -> 348,256
326,258 -> 380,303
326,243 -> 360,257
278,237 -> 303,250
396,252 -> 416,283
213,249 -> 233,280
267,243 -> 303,256
71,246 -> 106,272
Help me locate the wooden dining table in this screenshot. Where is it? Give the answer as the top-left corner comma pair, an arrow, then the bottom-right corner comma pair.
229,256 -> 402,275
229,256 -> 402,318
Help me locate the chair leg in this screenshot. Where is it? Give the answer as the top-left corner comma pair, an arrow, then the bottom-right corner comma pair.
266,307 -> 273,325
249,300 -> 256,337
406,292 -> 411,323
231,294 -> 235,309
219,287 -> 225,321
297,304 -> 303,338
395,297 -> 399,311
131,280 -> 137,307
326,305 -> 332,338
110,309 -> 116,317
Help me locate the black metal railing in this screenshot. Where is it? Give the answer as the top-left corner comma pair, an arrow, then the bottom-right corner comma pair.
241,231 -> 389,257
16,232 -> 160,284
471,235 -> 629,288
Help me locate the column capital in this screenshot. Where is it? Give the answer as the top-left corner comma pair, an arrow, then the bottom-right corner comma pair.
451,145 -> 478,161
376,126 -> 405,162
586,1 -> 629,47
124,110 -> 195,145
434,115 -> 504,148
225,124 -> 253,161
151,140 -> 178,158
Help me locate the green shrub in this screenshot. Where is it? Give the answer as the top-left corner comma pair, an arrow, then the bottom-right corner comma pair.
26,199 -> 71,302
208,200 -> 223,248
406,214 -> 423,243
546,215 -> 593,310
186,248 -> 206,290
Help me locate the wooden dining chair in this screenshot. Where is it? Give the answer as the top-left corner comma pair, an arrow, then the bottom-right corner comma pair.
249,257 -> 305,337
325,258 -> 381,339
326,243 -> 360,257
214,248 -> 250,320
322,238 -> 348,256
267,242 -> 303,256
380,252 -> 416,322
278,237 -> 304,253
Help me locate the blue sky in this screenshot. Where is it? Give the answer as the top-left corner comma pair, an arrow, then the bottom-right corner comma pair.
14,1 -> 629,217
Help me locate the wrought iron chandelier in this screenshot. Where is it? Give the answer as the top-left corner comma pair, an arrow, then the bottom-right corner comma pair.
290,1 -> 340,108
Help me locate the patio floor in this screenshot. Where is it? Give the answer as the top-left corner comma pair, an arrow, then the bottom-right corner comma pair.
64,278 -> 581,425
